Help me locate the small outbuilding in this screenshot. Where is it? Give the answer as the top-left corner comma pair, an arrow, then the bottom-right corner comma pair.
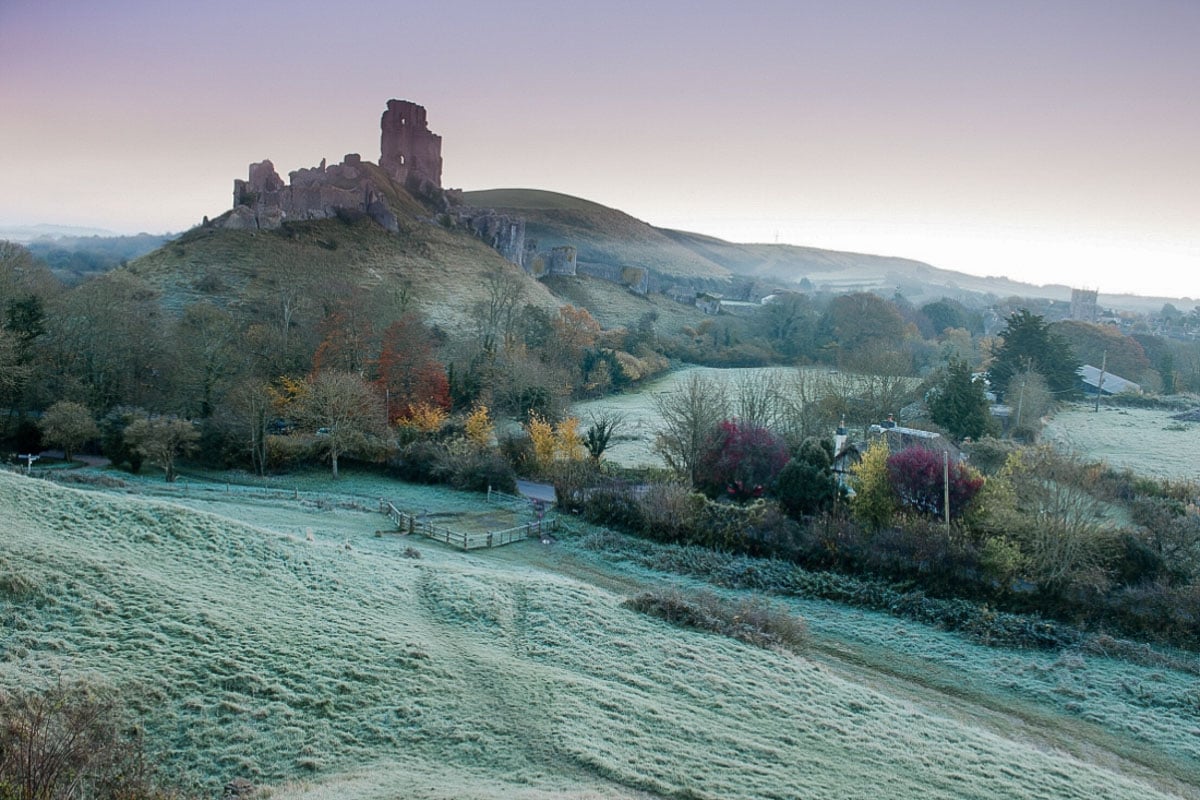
1077,365 -> 1141,396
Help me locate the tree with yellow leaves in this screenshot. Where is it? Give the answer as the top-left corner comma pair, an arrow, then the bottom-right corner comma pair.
554,416 -> 584,462
398,402 -> 448,434
527,412 -> 556,472
849,439 -> 894,532
464,403 -> 494,448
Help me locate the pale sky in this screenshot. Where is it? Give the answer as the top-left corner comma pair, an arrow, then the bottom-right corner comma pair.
1,0 -> 1197,298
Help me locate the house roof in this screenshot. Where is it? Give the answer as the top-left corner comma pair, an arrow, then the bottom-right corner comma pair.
1078,365 -> 1141,395
867,424 -> 964,461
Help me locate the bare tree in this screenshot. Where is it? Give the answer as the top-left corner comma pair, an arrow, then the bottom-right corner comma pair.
225,379 -> 273,476
474,266 -> 526,356
652,372 -> 728,486
296,370 -> 386,478
732,370 -> 784,431
775,368 -> 839,447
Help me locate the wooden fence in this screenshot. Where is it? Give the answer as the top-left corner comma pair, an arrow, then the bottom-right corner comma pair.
379,498 -> 557,551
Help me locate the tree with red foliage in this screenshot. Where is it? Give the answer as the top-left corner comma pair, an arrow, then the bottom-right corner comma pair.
886,446 -> 984,519
697,419 -> 790,502
374,313 -> 450,423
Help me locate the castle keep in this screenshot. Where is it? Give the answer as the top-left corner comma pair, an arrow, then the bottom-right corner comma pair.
379,99 -> 443,191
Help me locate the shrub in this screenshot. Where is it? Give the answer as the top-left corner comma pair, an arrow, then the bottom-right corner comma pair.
624,588 -> 808,653
443,444 -> 517,493
580,484 -> 645,531
497,430 -> 534,474
0,679 -> 180,800
636,482 -> 704,543
886,447 -> 984,519
464,403 -> 494,448
850,439 -> 894,531
266,433 -> 320,471
388,439 -> 447,483
696,419 -> 790,501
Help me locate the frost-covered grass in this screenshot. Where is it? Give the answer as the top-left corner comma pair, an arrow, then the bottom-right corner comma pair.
1044,402 -> 1200,481
1,470 -> 1197,799
556,528 -> 1200,790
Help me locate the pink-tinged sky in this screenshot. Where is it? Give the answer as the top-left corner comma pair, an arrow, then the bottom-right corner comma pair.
1,0 -> 1197,298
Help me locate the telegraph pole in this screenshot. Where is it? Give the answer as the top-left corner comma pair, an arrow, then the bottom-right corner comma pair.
1094,349 -> 1107,412
943,449 -> 951,533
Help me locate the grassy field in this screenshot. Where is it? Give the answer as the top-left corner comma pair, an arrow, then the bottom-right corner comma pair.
2,467 -> 1197,799
1043,402 -> 1200,481
570,365 -> 869,468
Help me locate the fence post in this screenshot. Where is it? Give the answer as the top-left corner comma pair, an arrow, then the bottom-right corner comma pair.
487,532 -> 493,548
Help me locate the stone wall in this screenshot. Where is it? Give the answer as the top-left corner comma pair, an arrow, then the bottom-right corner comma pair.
228,154 -> 398,232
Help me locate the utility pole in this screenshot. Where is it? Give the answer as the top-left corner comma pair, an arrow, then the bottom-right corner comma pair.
943,449 -> 951,533
1094,349 -> 1107,412
1014,378 -> 1026,436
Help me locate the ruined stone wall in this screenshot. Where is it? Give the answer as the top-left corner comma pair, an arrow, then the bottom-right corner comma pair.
227,155 -> 398,233
380,99 -> 443,191
226,99 -> 443,232
447,209 -> 527,267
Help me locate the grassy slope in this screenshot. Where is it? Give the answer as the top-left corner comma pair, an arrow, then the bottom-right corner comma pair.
462,190 -> 730,281
2,470 -> 1196,799
127,212 -> 559,331
540,272 -> 710,334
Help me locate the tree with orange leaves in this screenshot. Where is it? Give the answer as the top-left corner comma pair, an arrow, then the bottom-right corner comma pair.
374,313 -> 450,424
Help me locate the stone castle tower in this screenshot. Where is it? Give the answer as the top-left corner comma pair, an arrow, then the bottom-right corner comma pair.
1070,288 -> 1099,323
379,99 -> 443,190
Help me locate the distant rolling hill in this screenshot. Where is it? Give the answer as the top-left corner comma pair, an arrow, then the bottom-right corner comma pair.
464,189 -> 1186,312
462,188 -> 729,282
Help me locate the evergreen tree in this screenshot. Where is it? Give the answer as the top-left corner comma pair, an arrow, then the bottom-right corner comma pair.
928,358 -> 994,441
774,438 -> 841,518
987,310 -> 1080,401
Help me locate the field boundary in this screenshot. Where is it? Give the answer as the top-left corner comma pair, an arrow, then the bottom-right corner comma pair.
379,492 -> 558,550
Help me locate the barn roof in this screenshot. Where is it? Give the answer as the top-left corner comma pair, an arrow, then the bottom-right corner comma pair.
1078,365 -> 1141,395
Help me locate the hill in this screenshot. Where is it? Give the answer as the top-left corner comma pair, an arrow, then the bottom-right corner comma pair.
463,189 -> 730,284
126,209 -> 560,332
463,189 -> 1188,313
1,469 -> 1195,799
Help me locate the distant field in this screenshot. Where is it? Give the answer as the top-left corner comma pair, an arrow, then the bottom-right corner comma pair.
2,468 -> 1196,799
571,365 -> 904,469
1043,402 -> 1200,481
570,365 -> 812,468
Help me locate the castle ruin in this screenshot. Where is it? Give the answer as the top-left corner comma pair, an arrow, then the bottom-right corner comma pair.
220,98 -> 587,282
226,98 -> 443,233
